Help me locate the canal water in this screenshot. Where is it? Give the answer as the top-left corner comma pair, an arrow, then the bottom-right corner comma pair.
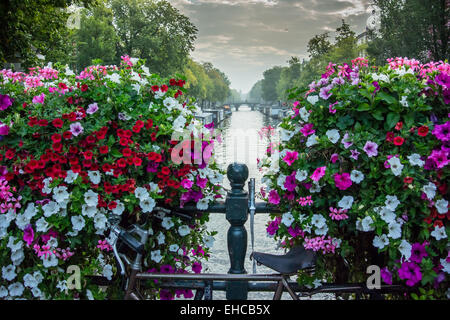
201,106 -> 334,300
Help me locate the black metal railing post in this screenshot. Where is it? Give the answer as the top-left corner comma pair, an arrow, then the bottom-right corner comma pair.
225,162 -> 249,300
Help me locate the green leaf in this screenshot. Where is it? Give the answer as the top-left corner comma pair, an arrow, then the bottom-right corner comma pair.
378,91 -> 397,105
356,103 -> 371,111
386,112 -> 400,130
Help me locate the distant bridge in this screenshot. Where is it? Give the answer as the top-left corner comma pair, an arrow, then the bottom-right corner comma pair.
222,101 -> 280,111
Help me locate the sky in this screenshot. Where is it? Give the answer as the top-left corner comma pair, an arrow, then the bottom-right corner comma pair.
171,0 -> 374,93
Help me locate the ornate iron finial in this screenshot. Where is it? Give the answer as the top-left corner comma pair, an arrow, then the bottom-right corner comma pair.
227,162 -> 249,188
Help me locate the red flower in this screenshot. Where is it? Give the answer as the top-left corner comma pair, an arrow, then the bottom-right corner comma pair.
52,118 -> 64,128
404,176 -> 414,184
28,117 -> 38,127
161,166 -> 170,175
395,122 -> 403,130
5,149 -> 15,159
122,148 -> 132,157
71,164 -> 81,173
99,146 -> 109,154
67,96 -> 74,104
393,136 -> 404,146
63,131 -> 73,139
146,119 -> 153,129
81,84 -> 88,92
161,84 -> 168,92
52,142 -> 63,153
133,157 -> 142,166
82,159 -> 92,168
51,133 -> 62,143
386,131 -> 394,142
38,119 -> 48,127
169,78 -> 177,86
86,135 -> 96,144
150,132 -> 157,142
84,150 -> 94,160
417,126 -> 429,137
58,82 -> 68,90
151,85 -> 159,92
117,158 -> 127,168
108,201 -> 117,210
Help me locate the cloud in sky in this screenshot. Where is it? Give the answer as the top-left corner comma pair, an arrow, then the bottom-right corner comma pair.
172,0 -> 372,92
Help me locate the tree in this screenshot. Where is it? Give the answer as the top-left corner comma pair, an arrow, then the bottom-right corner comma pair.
110,0 -> 197,77
0,0 -> 94,68
248,79 -> 264,102
307,32 -> 332,58
261,66 -> 283,102
367,0 -> 449,63
276,57 -> 301,101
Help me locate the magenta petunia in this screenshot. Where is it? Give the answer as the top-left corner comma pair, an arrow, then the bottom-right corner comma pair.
410,243 -> 428,264
310,166 -> 326,182
334,173 -> 352,190
268,189 -> 280,205
32,93 -> 45,104
0,94 -> 13,110
283,151 -> 298,166
300,123 -> 315,137
432,122 -> 450,142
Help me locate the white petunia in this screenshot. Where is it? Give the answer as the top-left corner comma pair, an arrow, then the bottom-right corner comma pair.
139,197 -> 156,213
307,95 -> 319,105
326,129 -> 340,144
306,134 -> 318,147
42,253 -> 58,268
385,195 -> 400,211
398,239 -> 412,260
361,216 -> 375,232
11,249 -> 24,266
111,200 -> 125,215
0,286 -> 7,298
84,190 -> 99,207
42,201 -> 60,217
103,264 -> 113,281
173,115 -> 187,132
315,224 -> 328,236
134,187 -> 149,201
53,186 -> 70,202
373,234 -> 389,249
350,170 -> 364,184
281,212 -> 295,227
440,258 -> 450,274
105,72 -> 121,84
56,280 -> 67,292
299,107 -> 310,122
8,282 -> 24,297
407,153 -> 424,167
94,213 -> 107,231
196,197 -> 210,210
309,181 -> 321,193
161,217 -> 174,230
311,214 -> 326,228
387,222 -> 402,239
295,170 -> 308,182
35,217 -> 49,233
204,235 -> 215,248
387,157 -> 403,176
156,232 -> 165,245
338,196 -> 354,210
431,225 -> 447,240
87,171 -> 101,185
400,96 -> 409,108
23,274 -> 38,289
2,264 -> 16,281
277,174 -> 287,190
15,214 -> 30,230
82,204 -> 97,218
379,207 -> 396,224
23,203 -> 37,219
71,215 -> 85,231
150,250 -> 163,263
178,225 -> 191,237
422,182 -> 437,200
169,244 -> 180,252
7,236 -> 23,252
435,199 -> 448,214
65,170 -> 79,184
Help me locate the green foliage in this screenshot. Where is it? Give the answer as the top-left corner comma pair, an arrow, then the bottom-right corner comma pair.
261,66 -> 283,102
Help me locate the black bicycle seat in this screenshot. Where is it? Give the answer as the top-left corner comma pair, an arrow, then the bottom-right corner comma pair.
250,245 -> 316,275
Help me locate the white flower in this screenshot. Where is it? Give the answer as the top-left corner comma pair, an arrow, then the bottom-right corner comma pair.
315,224 -> 328,236
326,129 -> 340,144
387,222 -> 402,239
398,240 -> 412,260
277,174 -> 287,190
71,215 -> 85,231
204,235 -> 215,248
372,73 -> 390,83
387,157 -> 403,176
42,177 -> 53,194
31,287 -> 43,298
169,244 -> 180,252
87,171 -> 101,185
23,273 -> 38,288
379,207 -> 396,224
431,225 -> 447,240
156,232 -> 165,245
307,95 -> 319,105
7,236 -> 23,252
23,203 -> 37,219
42,253 -> 58,268
8,282 -> 24,297
64,170 -> 78,184
150,250 -> 163,263
280,128 -> 295,142
2,264 -> 16,281
422,182 -> 437,200
350,170 -> 364,184
103,264 -> 113,281
295,170 -> 308,182
178,225 -> 191,237
361,216 -> 375,232
42,201 -> 60,217
299,107 -> 310,122
173,115 -> 186,132
53,186 -> 70,203
161,217 -> 174,230
134,187 -> 149,201
47,237 -> 58,249
440,258 -> 450,274
400,96 -> 409,107
373,234 -> 389,249
111,200 -> 125,215
11,249 -> 24,266
306,134 -> 318,147
408,153 -> 424,167
94,213 -> 107,231
15,214 -> 30,230
281,212 -> 294,227
385,195 -> 400,211
311,214 -> 326,228
0,215 -> 10,229
435,199 -> 448,214
84,190 -> 99,207
338,196 -> 354,210
0,286 -> 8,298
56,280 -> 68,292
82,204 -> 97,218
106,72 -> 121,84
309,181 -> 321,193
139,197 -> 155,213
196,197 -> 210,210
36,217 -> 49,233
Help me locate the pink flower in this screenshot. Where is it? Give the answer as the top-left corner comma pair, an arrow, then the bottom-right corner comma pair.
300,123 -> 315,137
23,224 -> 34,246
0,123 -> 10,136
330,153 -> 339,163
310,166 -> 326,182
32,93 -> 45,104
268,189 -> 280,205
181,179 -> 193,189
283,151 -> 298,166
196,177 -> 208,189
334,173 -> 352,190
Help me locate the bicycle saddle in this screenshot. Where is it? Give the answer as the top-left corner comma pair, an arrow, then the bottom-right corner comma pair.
250,245 -> 316,275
